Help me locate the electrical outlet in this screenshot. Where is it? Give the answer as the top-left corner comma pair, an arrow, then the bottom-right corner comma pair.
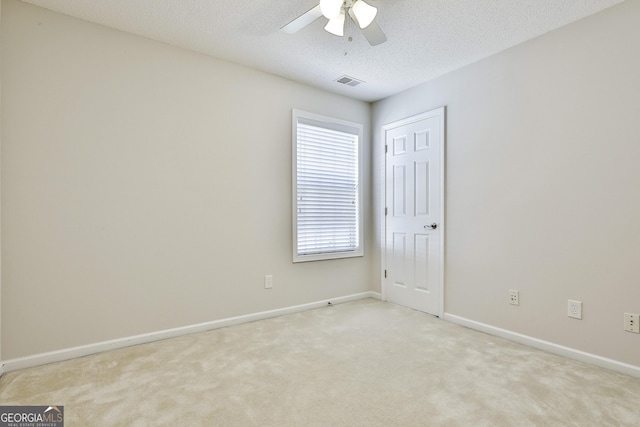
624,313 -> 640,333
509,290 -> 519,306
568,300 -> 582,319
264,275 -> 273,289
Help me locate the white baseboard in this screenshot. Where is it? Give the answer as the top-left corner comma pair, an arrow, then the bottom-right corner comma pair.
444,313 -> 640,379
2,291 -> 380,373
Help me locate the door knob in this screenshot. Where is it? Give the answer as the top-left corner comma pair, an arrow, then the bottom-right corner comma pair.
425,223 -> 437,230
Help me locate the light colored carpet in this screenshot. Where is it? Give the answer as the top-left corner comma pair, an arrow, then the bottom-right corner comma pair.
1,299 -> 639,426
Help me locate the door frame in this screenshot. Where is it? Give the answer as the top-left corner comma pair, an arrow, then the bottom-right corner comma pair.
381,107 -> 446,317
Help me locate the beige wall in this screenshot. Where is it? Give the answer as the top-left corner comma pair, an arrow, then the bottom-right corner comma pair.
1,0 -> 372,360
373,0 -> 640,366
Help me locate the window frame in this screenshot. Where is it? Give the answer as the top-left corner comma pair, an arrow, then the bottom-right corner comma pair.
292,109 -> 364,263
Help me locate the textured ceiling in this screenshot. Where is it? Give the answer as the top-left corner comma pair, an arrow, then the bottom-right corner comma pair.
20,0 -> 625,102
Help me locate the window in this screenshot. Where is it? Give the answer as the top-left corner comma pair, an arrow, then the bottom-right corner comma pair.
292,110 -> 364,262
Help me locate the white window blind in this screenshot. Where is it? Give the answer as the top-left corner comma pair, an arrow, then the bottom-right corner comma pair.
293,111 -> 363,262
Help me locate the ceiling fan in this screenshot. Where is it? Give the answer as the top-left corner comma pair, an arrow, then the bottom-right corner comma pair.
281,0 -> 387,46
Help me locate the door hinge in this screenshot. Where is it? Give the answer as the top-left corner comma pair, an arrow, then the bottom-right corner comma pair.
385,145 -> 388,154
385,207 -> 388,216
384,269 -> 387,278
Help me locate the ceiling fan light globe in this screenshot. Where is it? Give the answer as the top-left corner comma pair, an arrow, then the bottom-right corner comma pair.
324,9 -> 346,36
352,0 -> 377,29
320,0 -> 343,20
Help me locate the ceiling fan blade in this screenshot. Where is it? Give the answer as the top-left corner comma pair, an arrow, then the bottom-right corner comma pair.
360,19 -> 387,46
348,8 -> 387,46
281,5 -> 323,34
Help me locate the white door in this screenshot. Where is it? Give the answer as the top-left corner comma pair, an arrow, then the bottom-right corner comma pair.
384,108 -> 444,316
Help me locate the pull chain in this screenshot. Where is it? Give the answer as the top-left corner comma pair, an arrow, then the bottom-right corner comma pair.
344,7 -> 353,56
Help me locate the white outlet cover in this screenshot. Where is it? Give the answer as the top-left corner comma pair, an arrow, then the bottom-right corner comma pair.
624,313 -> 640,333
568,300 -> 582,319
509,290 -> 519,306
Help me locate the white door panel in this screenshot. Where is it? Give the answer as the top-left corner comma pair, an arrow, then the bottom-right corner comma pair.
384,108 -> 444,316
